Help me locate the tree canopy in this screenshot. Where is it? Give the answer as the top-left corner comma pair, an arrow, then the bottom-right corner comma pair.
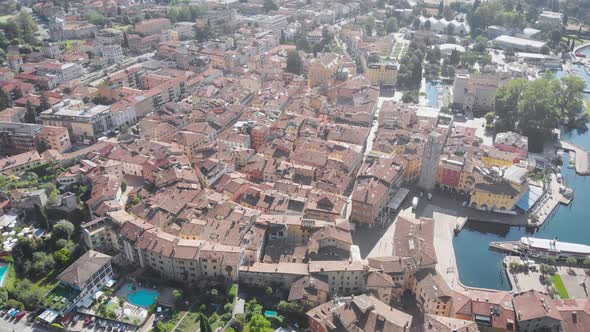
286,50 -> 302,75
493,74 -> 586,151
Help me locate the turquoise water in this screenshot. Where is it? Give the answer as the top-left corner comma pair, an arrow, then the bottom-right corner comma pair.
0,264 -> 8,286
265,310 -> 278,317
127,285 -> 159,308
454,127 -> 590,290
426,81 -> 440,108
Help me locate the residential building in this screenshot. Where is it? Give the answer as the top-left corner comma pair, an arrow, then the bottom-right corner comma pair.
306,294 -> 412,332
54,250 -> 113,313
100,43 -> 123,65
0,150 -> 43,174
512,290 -> 562,332
40,100 -> 114,143
135,18 -> 172,36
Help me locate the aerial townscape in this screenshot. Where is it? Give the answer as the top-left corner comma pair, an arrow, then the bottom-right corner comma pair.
1,0 -> 590,331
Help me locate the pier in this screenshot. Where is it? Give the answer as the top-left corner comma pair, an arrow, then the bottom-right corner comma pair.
560,141 -> 590,175
489,241 -> 521,255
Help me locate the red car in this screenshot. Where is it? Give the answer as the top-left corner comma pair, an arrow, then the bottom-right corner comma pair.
15,311 -> 25,321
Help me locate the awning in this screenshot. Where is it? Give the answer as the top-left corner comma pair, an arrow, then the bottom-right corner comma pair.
105,279 -> 116,288
38,309 -> 59,324
516,185 -> 543,212
93,291 -> 104,300
387,188 -> 410,210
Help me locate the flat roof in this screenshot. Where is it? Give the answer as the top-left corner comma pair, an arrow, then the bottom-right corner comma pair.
494,35 -> 546,48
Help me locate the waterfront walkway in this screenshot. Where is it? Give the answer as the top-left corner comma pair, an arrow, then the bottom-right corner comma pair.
561,140 -> 590,175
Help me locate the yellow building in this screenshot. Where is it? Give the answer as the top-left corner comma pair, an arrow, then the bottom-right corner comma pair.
404,154 -> 422,183
481,147 -> 519,168
366,62 -> 399,87
469,181 -> 520,211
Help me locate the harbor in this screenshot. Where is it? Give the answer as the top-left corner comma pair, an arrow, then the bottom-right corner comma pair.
454,126 -> 590,290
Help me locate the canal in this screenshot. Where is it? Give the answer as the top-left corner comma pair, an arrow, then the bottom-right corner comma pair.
454,46 -> 590,290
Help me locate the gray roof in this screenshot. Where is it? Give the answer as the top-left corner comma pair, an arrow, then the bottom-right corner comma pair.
57,250 -> 112,288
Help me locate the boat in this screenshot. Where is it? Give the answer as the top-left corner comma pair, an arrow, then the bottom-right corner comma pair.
519,237 -> 590,258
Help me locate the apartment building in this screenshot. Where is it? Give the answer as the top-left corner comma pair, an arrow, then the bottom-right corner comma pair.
40,100 -> 114,143
135,18 -> 172,36
55,250 -> 113,313
0,150 -> 43,174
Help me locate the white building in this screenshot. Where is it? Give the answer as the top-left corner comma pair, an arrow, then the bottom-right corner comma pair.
493,35 -> 547,53
537,11 -> 563,29
100,43 -> 123,65
418,16 -> 470,36
36,61 -> 84,86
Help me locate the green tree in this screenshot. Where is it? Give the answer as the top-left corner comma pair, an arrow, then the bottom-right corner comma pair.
121,179 -> 127,192
172,289 -> 183,306
516,78 -> 559,143
286,50 -> 302,75
363,16 -> 376,35
36,139 -> 48,153
0,88 -> 11,111
14,9 -> 38,35
53,247 -> 71,265
385,17 -> 398,34
199,314 -> 213,332
84,11 -> 108,27
402,90 -> 419,104
556,76 -> 585,126
39,92 -> 50,111
494,78 -> 527,132
31,252 -> 55,276
53,220 -> 75,239
263,0 -> 278,13
245,314 -> 273,332
24,100 -> 36,123
264,286 -> 273,297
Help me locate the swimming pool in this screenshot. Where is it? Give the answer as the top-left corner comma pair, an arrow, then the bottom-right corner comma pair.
0,264 -> 9,287
118,283 -> 159,308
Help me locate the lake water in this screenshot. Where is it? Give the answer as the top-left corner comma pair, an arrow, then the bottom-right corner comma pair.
454,126 -> 590,290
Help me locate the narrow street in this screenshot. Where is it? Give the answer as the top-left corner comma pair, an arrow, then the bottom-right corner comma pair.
345,93 -> 402,220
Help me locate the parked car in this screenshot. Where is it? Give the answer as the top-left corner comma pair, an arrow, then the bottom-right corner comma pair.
83,316 -> 91,326
15,311 -> 25,321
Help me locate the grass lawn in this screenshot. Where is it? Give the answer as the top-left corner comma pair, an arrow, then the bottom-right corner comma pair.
0,15 -> 13,24
112,25 -> 132,32
552,274 -> 570,299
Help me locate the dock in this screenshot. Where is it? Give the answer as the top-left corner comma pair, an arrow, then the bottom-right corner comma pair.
489,241 -> 521,255
560,140 -> 590,175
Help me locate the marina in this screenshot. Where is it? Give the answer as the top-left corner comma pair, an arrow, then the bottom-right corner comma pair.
455,126 -> 590,290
